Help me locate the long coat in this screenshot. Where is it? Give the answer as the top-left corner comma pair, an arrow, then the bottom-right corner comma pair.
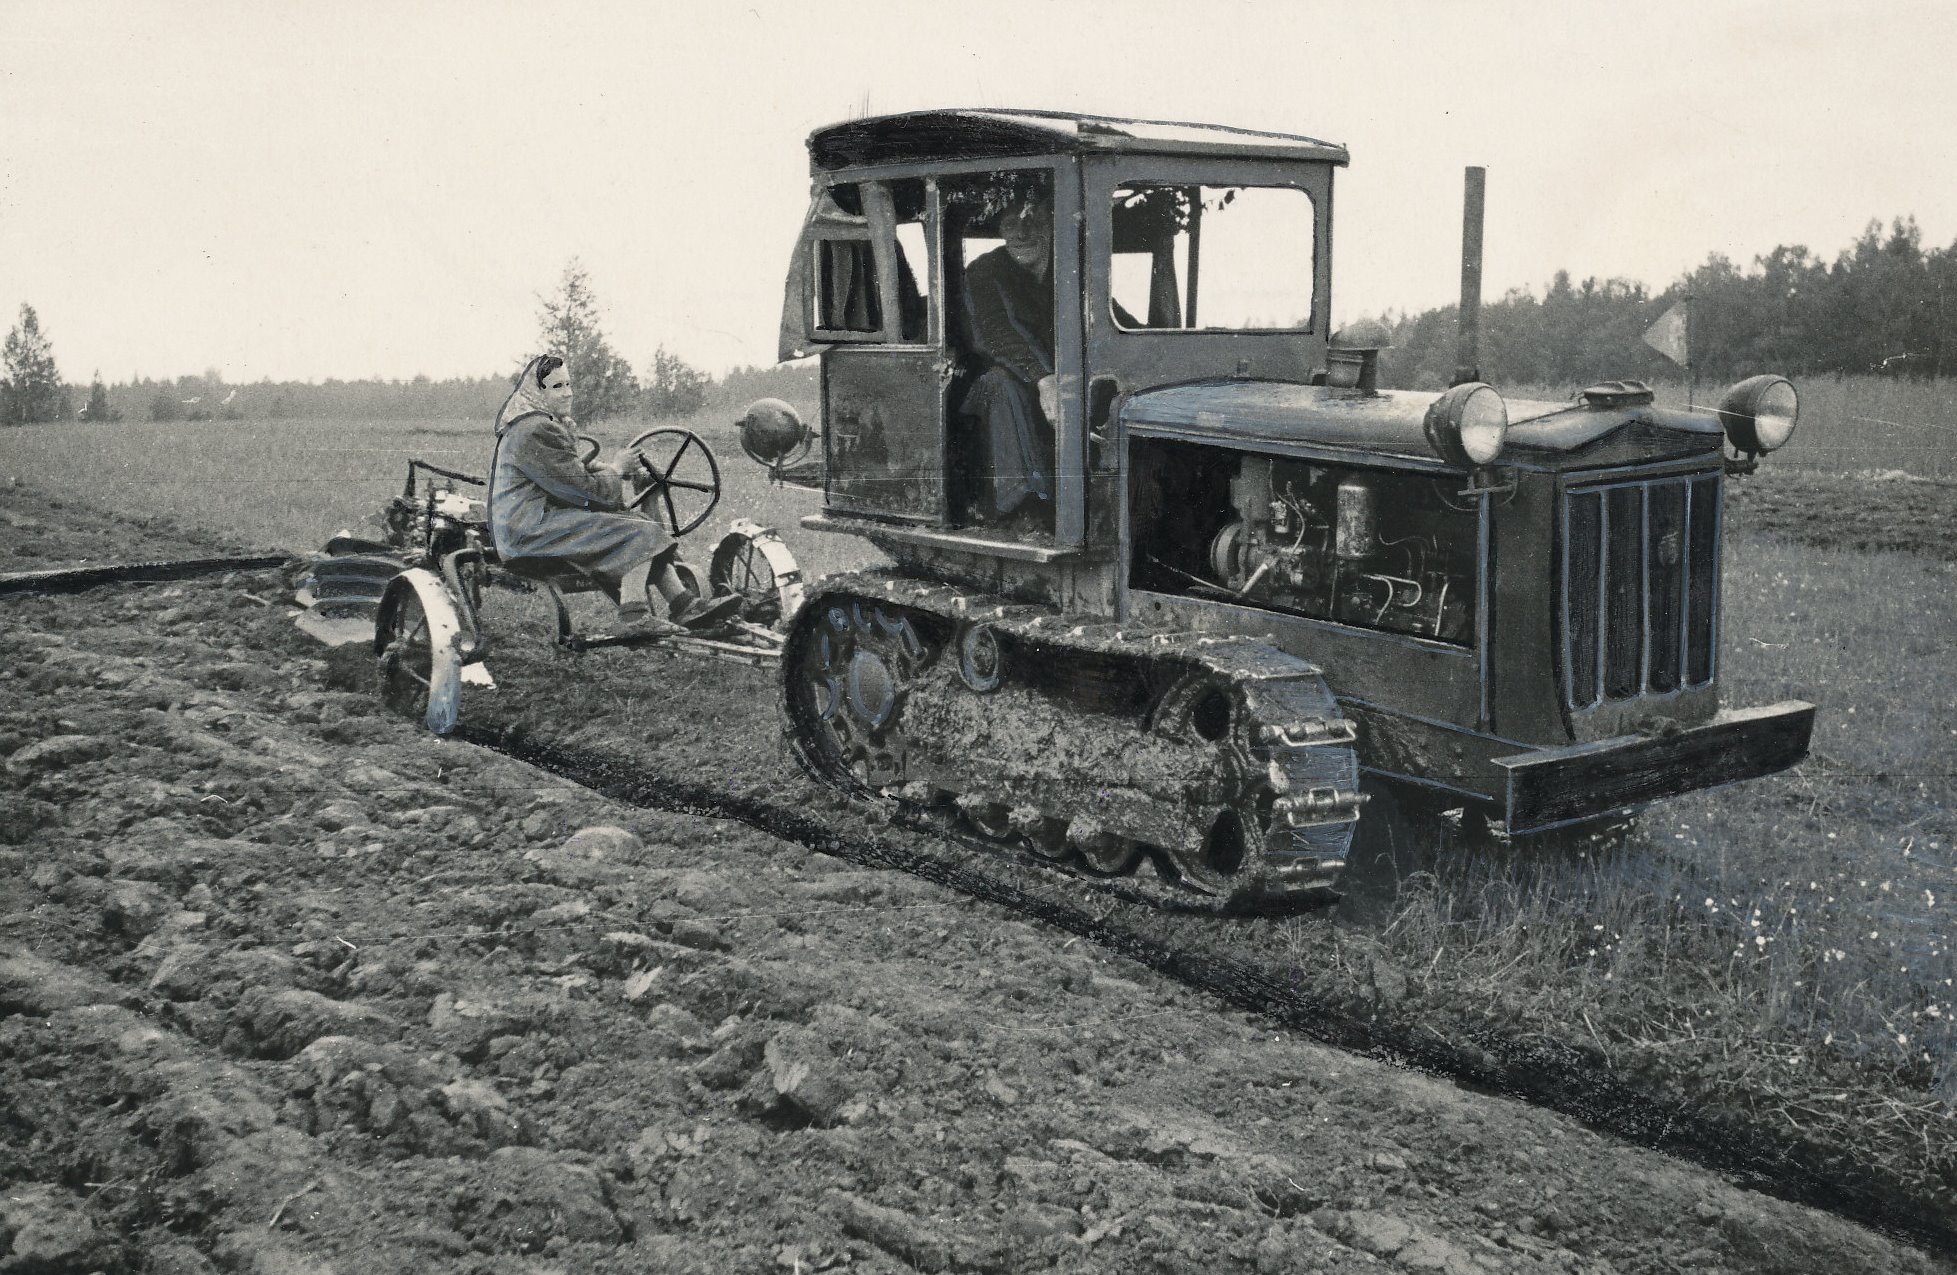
489,411 -> 674,591
957,246 -> 1054,519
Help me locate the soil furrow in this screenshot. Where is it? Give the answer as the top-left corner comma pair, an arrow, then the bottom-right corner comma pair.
0,555 -> 291,596
464,725 -> 1957,1257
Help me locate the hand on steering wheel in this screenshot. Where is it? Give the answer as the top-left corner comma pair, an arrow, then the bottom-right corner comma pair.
624,428 -> 722,537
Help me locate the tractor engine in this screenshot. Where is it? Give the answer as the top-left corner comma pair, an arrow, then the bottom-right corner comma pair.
1134,443 -> 1478,646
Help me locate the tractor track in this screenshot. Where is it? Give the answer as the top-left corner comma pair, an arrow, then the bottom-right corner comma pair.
463,722 -> 1957,1258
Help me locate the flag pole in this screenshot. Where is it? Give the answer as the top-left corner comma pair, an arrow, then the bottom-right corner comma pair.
1683,293 -> 1695,409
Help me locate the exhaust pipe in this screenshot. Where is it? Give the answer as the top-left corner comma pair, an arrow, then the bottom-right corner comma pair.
1452,165 -> 1485,387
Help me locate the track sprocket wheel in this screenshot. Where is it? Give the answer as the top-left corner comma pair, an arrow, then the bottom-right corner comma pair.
785,597 -> 932,793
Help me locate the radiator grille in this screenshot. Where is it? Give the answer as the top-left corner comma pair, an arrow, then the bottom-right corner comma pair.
1561,472 -> 1720,711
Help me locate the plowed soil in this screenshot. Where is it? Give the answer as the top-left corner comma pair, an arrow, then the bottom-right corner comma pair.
1,492 -> 1950,1275
1724,469 -> 1957,563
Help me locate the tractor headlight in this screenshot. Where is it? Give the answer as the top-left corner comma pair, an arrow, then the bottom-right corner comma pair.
1718,375 -> 1799,455
737,397 -> 812,468
1425,382 -> 1509,468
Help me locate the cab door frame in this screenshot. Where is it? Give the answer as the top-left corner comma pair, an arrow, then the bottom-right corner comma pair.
808,177 -> 951,525
923,155 -> 1084,546
783,156 -> 1088,546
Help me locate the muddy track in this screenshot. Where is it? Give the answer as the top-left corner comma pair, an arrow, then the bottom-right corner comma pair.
465,725 -> 1957,1257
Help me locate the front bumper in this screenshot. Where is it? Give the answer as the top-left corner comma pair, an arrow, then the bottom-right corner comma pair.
1491,700 -> 1815,834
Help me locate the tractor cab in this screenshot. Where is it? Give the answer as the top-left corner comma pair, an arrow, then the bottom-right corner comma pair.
777,110 -> 1343,579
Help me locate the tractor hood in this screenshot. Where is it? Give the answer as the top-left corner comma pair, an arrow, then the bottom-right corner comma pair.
1119,379 -> 1725,471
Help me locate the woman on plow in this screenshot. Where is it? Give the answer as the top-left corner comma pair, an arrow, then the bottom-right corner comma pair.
490,354 -> 740,632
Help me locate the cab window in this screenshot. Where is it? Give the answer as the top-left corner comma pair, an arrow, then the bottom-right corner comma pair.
894,218 -> 932,336
1109,184 -> 1316,331
816,238 -> 880,333
807,180 -> 931,343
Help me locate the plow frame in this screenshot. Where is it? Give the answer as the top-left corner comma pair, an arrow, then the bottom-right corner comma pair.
302,455 -> 798,732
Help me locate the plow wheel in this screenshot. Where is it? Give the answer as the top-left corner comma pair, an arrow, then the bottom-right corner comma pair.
785,597 -> 934,793
374,573 -> 464,735
709,521 -> 804,627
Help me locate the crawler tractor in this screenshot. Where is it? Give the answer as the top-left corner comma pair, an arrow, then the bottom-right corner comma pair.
748,109 -> 1814,908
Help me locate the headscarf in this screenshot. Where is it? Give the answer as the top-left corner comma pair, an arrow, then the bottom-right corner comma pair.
495,355 -> 564,435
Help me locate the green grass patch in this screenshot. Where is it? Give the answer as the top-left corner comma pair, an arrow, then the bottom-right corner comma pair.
1295,522 -> 1957,1205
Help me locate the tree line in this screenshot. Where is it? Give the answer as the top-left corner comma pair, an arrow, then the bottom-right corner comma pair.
15,216 -> 1948,424
1361,216 -> 1957,390
0,260 -> 725,427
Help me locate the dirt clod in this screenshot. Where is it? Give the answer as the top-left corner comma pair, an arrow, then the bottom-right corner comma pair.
101,877 -> 175,937
4,733 -> 109,775
0,947 -> 115,1015
757,1029 -> 856,1127
560,825 -> 646,862
1329,1208 -> 1414,1256
456,1147 -> 625,1252
233,987 -> 401,1059
830,1189 -> 1002,1274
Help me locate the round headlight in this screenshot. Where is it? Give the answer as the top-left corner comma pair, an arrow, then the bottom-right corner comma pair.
1425,382 -> 1509,468
1718,375 -> 1799,455
737,397 -> 811,467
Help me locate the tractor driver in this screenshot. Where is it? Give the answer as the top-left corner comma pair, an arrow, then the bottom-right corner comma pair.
489,355 -> 741,632
957,195 -> 1058,529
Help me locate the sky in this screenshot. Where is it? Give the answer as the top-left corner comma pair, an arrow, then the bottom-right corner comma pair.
3,0 -> 1954,384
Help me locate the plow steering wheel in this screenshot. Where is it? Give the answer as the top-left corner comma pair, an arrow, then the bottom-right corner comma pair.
625,428 -> 721,537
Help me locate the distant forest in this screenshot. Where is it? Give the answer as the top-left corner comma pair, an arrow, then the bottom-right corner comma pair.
1364,216 -> 1957,390
65,362 -> 819,425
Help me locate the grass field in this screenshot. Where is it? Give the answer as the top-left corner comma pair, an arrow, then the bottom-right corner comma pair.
1315,530 -> 1957,1101
3,373 -> 1955,1190
5,375 -> 1948,548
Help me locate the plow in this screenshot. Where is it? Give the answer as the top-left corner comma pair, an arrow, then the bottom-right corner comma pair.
293,426 -> 806,735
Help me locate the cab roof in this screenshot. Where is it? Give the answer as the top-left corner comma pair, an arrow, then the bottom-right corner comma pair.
808,109 -> 1351,173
